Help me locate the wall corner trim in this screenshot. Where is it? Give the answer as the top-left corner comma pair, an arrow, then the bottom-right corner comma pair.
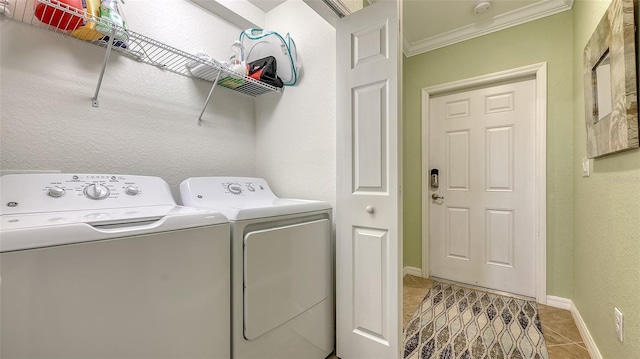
403,266 -> 423,277
545,296 -> 603,359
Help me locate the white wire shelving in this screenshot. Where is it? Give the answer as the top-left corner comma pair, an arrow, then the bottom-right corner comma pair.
0,0 -> 282,125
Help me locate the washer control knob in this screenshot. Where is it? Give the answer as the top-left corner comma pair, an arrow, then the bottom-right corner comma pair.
48,187 -> 65,198
228,183 -> 243,195
125,186 -> 139,195
84,184 -> 110,200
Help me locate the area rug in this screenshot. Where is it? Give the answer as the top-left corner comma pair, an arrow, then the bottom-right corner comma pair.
403,281 -> 549,359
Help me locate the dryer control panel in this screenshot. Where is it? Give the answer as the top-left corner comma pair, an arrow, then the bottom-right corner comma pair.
220,179 -> 270,197
180,177 -> 331,221
181,177 -> 277,202
1,174 -> 176,215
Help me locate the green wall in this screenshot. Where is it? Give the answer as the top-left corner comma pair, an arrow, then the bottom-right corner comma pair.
402,11 -> 575,298
403,0 -> 640,354
572,0 -> 640,356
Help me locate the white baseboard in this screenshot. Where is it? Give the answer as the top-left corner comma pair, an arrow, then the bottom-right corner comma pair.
545,295 -> 602,359
402,266 -> 423,277
570,301 -> 603,359
546,295 -> 571,310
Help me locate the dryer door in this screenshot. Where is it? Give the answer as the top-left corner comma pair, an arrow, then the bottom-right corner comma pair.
243,219 -> 330,340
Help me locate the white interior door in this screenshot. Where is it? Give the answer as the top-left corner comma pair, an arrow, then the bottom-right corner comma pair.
336,0 -> 402,358
429,78 -> 537,297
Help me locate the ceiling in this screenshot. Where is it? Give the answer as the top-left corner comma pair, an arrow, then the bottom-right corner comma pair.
246,0 -> 574,57
247,0 -> 287,12
403,0 -> 573,56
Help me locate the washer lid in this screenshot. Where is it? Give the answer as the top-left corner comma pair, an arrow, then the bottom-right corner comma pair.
180,177 -> 331,220
1,205 -> 228,252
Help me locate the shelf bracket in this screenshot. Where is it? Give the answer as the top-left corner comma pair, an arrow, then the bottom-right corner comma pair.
197,70 -> 223,126
92,27 -> 118,108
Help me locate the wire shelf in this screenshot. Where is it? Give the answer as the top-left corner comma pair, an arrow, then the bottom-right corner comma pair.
0,0 -> 281,98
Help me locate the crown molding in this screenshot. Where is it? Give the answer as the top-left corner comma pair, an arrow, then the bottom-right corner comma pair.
403,0 -> 573,57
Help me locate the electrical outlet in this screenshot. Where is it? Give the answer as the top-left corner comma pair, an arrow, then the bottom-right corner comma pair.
615,307 -> 624,342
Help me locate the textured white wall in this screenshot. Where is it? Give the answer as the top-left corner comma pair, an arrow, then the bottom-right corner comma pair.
254,0 -> 336,207
0,0 -> 256,197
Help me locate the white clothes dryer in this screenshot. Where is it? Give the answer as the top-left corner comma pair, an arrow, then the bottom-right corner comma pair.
180,177 -> 334,359
0,173 -> 231,359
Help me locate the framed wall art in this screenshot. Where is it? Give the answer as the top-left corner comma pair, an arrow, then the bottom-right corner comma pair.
583,0 -> 638,158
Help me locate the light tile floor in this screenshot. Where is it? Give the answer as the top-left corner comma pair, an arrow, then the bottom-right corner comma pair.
537,304 -> 592,358
402,275 -> 592,359
328,275 -> 590,358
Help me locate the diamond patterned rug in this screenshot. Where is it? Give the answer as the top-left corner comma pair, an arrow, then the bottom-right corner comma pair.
403,281 -> 549,359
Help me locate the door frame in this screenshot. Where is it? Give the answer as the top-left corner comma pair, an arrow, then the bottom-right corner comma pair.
420,62 -> 547,304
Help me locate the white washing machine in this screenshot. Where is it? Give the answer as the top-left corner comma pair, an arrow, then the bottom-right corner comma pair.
180,177 -> 334,359
0,173 -> 231,359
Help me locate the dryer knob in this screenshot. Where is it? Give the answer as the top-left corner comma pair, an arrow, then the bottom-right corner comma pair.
228,183 -> 243,195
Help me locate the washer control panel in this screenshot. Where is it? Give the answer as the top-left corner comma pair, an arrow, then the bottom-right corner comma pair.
1,174 -> 175,215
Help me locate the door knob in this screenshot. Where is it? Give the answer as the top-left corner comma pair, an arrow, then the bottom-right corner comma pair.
431,193 -> 444,200
365,206 -> 374,214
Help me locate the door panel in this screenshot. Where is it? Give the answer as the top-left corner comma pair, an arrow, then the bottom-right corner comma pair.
486,126 -> 514,191
446,207 -> 470,259
486,209 -> 514,267
352,226 -> 389,341
445,130 -> 470,190
336,0 -> 401,358
353,81 -> 387,192
429,79 -> 536,297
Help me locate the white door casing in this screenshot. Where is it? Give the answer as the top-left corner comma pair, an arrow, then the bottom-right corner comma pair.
421,64 -> 547,303
336,0 -> 402,358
